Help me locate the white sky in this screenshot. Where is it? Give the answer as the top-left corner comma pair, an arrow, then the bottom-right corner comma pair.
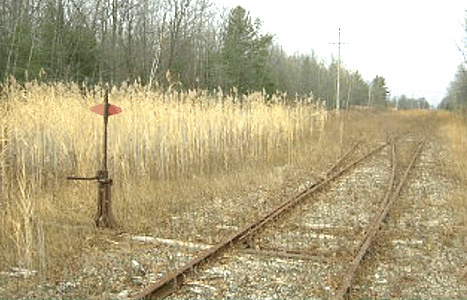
213,0 -> 467,107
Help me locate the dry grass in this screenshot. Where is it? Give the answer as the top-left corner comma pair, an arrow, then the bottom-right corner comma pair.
0,80 -> 328,281
443,113 -> 467,177
1,78 -> 447,295
440,112 -> 467,227
394,109 -> 432,117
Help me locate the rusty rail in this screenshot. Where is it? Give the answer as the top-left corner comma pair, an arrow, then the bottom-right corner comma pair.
336,140 -> 424,300
326,142 -> 360,177
132,141 -> 391,300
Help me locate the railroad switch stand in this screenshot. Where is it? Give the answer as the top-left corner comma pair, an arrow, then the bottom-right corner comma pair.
66,90 -> 122,228
67,170 -> 115,227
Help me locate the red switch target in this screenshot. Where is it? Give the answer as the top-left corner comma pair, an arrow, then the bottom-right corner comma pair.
91,104 -> 122,116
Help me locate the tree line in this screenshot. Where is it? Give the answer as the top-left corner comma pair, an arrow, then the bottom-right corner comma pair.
438,64 -> 467,109
0,0 -> 393,108
396,95 -> 430,110
439,14 -> 467,110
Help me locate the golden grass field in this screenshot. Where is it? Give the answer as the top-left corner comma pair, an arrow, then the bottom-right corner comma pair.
1,80 -> 467,294
0,80 -> 329,279
439,111 -> 467,225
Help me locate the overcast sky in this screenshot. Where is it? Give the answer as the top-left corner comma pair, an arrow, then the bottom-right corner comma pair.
213,0 -> 466,107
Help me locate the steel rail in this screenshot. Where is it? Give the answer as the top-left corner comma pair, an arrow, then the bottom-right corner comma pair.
132,141 -> 391,300
326,142 -> 360,177
336,140 -> 424,300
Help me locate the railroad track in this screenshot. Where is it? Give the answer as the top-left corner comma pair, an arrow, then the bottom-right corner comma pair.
336,139 -> 424,299
133,136 -> 424,299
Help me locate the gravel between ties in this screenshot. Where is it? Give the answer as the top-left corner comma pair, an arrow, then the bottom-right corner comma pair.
168,144 -> 395,299
350,136 -> 467,298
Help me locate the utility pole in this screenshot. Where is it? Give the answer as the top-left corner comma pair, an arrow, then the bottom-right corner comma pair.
330,28 -> 348,113
347,75 -> 352,109
395,89 -> 399,111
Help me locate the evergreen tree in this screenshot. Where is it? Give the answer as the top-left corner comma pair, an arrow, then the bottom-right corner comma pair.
221,6 -> 274,96
370,75 -> 389,106
348,71 -> 369,106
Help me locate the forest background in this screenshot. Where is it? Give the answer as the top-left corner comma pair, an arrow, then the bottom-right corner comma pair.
0,0 -> 430,109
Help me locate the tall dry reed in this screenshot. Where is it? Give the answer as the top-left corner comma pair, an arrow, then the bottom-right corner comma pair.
0,80 -> 326,276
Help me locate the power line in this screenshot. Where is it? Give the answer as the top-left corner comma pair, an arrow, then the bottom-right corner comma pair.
330,28 -> 348,112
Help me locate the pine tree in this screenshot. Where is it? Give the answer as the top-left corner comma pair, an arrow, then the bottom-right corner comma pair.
221,6 -> 274,96
370,75 -> 390,106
